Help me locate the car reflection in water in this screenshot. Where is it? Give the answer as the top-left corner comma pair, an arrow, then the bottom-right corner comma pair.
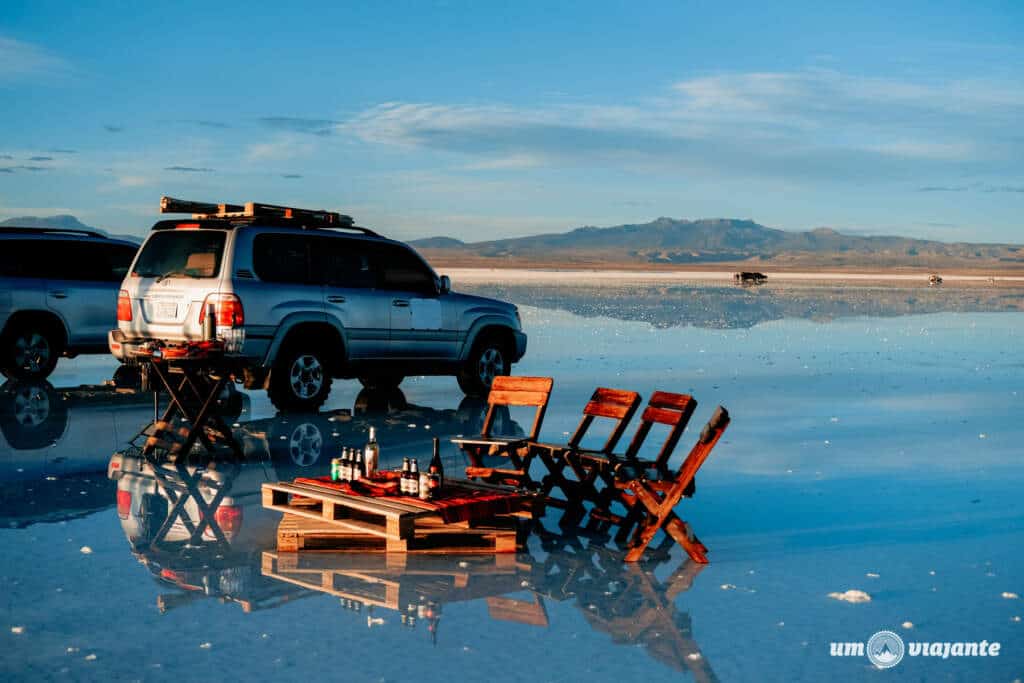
0,374 -> 167,528
109,387 -> 519,613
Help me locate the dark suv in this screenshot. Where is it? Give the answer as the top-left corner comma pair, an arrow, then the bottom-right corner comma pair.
110,198 -> 527,411
0,227 -> 138,380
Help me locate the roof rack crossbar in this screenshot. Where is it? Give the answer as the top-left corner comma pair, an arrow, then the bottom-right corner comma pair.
159,195 -> 375,234
0,226 -> 106,238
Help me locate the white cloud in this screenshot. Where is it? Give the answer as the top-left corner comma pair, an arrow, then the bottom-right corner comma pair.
0,36 -> 72,81
244,135 -> 316,162
339,68 -> 1024,184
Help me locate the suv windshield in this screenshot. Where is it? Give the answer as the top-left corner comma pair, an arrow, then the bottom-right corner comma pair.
133,230 -> 226,279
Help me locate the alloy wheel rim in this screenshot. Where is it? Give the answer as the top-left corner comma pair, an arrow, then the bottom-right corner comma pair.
14,333 -> 50,373
477,347 -> 505,387
289,355 -> 324,399
13,385 -> 50,426
289,422 -> 323,465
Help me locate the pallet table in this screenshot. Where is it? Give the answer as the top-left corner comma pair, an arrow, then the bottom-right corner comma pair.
262,478 -> 531,554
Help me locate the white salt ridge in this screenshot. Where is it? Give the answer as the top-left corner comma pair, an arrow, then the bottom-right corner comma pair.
828,589 -> 871,603
866,572 -> 880,578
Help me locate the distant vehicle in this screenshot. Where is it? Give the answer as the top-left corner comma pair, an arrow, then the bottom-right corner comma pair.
0,227 -> 138,380
929,274 -> 943,286
109,197 -> 527,411
734,271 -> 767,285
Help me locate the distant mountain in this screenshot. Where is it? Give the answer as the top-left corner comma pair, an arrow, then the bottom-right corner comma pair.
0,215 -> 141,244
411,217 -> 1024,270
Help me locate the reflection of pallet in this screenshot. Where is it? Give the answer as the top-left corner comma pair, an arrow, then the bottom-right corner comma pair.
260,551 -> 524,611
263,480 -> 529,553
276,513 -> 523,553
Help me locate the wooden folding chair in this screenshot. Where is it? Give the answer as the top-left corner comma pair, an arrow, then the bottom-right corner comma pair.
453,376 -> 553,488
615,406 -> 730,563
574,391 -> 697,532
530,388 -> 641,517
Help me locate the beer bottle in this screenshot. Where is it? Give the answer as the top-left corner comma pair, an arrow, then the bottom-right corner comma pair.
330,456 -> 341,482
409,459 -> 420,497
341,448 -> 352,482
351,448 -> 362,481
401,458 -> 411,494
429,437 -> 444,489
364,426 -> 380,476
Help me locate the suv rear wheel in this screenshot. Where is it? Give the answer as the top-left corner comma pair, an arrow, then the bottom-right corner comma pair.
1,324 -> 61,381
268,345 -> 333,412
457,335 -> 510,396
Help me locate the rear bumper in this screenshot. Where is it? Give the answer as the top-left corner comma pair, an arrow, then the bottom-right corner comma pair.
108,329 -> 261,365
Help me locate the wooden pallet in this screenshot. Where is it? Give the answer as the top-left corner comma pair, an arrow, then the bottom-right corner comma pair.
276,513 -> 524,554
262,480 -> 528,553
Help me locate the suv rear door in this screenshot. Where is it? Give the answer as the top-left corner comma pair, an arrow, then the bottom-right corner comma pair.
128,229 -> 228,341
372,242 -> 457,359
313,235 -> 391,359
45,240 -> 137,347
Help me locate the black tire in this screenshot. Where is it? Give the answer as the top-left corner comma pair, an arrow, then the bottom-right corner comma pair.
1,323 -> 61,381
267,345 -> 333,413
457,335 -> 511,396
357,375 -> 404,391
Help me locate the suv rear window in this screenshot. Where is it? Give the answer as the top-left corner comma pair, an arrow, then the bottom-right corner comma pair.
133,231 -> 226,279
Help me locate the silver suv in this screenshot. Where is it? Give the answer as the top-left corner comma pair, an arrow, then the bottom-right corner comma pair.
109,197 -> 527,411
0,227 -> 138,380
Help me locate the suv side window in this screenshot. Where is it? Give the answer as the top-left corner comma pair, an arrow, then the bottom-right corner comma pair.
253,233 -> 312,283
312,237 -> 375,288
374,243 -> 436,294
46,240 -> 137,281
0,240 -> 38,277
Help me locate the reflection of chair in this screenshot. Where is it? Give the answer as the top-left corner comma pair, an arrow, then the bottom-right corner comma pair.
184,252 -> 216,277
455,376 -> 553,488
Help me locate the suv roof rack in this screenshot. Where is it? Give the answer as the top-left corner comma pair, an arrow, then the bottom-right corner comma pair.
0,226 -> 107,239
160,195 -> 378,236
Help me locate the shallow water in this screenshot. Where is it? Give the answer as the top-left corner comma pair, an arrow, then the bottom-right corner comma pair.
1,283 -> 1022,682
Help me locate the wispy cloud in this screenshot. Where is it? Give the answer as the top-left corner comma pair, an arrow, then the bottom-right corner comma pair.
48,148 -> 76,154
27,156 -> 53,162
259,117 -> 338,136
281,173 -> 303,179
340,68 -> 1024,185
918,183 -> 1024,193
191,120 -> 230,129
245,135 -> 315,162
164,165 -> 214,173
0,36 -> 71,81
104,124 -> 124,133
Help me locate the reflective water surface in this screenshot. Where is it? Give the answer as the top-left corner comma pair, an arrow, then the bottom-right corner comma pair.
1,282 -> 1022,682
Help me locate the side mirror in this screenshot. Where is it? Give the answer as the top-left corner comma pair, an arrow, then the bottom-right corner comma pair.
439,275 -> 451,294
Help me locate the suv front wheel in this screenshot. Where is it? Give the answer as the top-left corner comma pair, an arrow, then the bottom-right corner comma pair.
457,335 -> 510,396
268,345 -> 333,412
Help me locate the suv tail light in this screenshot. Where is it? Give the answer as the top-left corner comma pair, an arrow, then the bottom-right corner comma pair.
214,505 -> 243,536
117,290 -> 132,322
198,293 -> 244,327
116,489 -> 132,519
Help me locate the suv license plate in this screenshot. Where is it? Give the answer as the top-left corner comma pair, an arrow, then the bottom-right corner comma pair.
156,302 -> 178,318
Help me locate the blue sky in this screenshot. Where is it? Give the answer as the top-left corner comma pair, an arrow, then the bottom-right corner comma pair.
1,0 -> 1022,243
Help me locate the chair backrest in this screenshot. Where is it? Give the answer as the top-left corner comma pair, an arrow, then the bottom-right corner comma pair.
673,406 -> 730,488
622,391 -> 698,469
482,376 -> 554,441
567,387 -> 641,454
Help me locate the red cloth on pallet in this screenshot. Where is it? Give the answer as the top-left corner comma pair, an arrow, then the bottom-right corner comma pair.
292,476 -> 521,524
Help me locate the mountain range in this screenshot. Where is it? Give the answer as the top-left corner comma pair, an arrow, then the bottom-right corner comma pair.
0,215 -> 141,243
411,218 -> 1024,271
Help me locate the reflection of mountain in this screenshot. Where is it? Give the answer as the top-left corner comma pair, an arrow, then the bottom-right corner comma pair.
461,282 -> 1024,329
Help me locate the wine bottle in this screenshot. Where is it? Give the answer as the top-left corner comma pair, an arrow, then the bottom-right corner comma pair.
401,458 -> 411,494
429,437 -> 444,489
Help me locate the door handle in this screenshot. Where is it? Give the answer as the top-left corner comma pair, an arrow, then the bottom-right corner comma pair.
49,291 -> 68,299
392,299 -> 410,307
326,295 -> 346,304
